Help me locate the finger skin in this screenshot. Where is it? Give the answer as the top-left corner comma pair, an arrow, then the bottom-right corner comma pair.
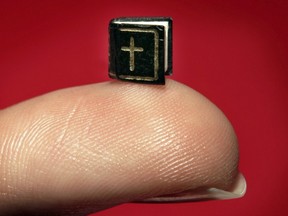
0,80 -> 238,215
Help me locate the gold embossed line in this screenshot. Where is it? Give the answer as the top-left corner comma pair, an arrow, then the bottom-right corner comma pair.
119,28 -> 159,81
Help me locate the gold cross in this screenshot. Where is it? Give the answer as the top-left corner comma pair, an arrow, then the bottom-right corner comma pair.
121,37 -> 144,71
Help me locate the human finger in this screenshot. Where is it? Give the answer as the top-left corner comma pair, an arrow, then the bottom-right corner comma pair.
0,79 -> 245,215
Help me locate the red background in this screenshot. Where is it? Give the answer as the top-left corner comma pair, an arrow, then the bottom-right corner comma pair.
0,0 -> 287,215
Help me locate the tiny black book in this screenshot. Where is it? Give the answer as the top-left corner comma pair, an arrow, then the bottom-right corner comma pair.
109,17 -> 172,84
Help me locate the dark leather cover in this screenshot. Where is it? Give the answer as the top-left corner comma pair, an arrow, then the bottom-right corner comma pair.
109,17 -> 172,84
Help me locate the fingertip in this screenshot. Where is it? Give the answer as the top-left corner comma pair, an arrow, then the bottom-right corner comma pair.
0,79 -> 241,214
